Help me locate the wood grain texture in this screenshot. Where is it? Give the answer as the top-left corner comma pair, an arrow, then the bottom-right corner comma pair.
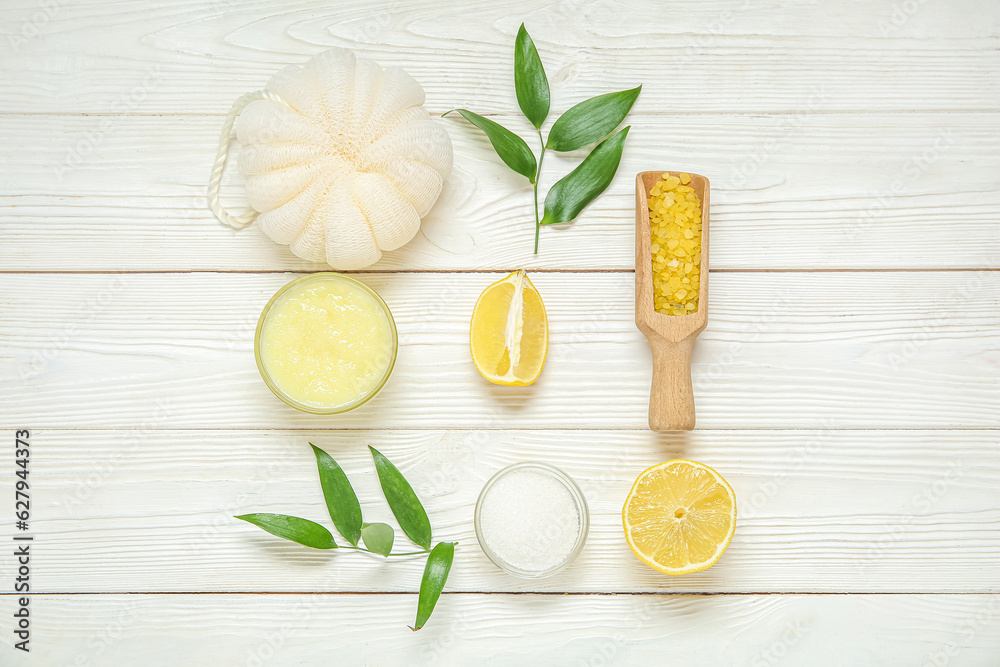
1,593 -> 999,665
1,112 -> 997,271
635,171 -> 710,431
1,272 -> 998,429
2,0 -> 999,659
1,0 -> 998,114
6,428 -> 997,593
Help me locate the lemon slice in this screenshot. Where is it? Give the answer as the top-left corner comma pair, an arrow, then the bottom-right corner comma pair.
623,459 -> 736,575
470,270 -> 548,386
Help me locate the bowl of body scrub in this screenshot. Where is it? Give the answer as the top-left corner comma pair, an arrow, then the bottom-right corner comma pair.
254,273 -> 397,414
474,462 -> 590,578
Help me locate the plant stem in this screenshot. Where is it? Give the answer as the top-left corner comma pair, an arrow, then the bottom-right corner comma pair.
533,129 -> 546,254
341,544 -> 431,557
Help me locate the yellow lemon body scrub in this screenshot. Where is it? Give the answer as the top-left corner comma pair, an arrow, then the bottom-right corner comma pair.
255,273 -> 397,414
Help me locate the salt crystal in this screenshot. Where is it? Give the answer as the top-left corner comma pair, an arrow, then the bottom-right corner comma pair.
478,467 -> 585,574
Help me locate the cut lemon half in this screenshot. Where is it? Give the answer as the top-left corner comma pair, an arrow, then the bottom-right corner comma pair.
470,270 -> 548,386
623,459 -> 736,575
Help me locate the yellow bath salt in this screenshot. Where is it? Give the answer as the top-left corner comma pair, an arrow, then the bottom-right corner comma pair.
648,172 -> 702,316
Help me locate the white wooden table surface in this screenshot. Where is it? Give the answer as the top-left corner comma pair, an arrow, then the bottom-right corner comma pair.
1,0 -> 999,664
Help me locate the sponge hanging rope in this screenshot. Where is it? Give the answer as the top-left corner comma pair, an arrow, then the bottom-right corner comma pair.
204,48 -> 452,270
207,89 -> 293,230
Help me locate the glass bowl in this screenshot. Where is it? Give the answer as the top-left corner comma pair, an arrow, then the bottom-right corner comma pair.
254,272 -> 397,415
474,462 -> 590,578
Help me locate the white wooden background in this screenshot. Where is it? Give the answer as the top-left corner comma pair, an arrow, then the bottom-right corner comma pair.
1,0 -> 999,664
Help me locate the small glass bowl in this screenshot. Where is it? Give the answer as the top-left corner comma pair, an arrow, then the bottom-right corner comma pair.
254,272 -> 398,415
474,462 -> 590,579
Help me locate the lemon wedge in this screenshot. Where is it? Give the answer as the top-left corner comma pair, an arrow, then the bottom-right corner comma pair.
470,270 -> 548,386
623,459 -> 736,575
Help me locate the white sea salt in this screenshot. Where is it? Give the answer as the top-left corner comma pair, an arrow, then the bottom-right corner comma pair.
478,467 -> 583,574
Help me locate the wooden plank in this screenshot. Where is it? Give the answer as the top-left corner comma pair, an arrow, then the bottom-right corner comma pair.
1,0 -> 996,660
1,113 -> 997,271
1,0 -> 998,114
1,593 -> 998,664
9,428 -> 999,593
1,272 -> 998,430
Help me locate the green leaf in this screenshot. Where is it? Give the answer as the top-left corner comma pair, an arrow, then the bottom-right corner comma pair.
369,446 -> 432,550
540,126 -> 631,226
514,23 -> 549,129
310,444 -> 363,546
444,109 -> 537,182
546,86 -> 641,152
235,513 -> 338,550
412,542 -> 456,631
361,522 -> 395,557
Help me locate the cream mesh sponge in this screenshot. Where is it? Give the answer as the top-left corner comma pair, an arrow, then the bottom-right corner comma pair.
208,48 -> 453,270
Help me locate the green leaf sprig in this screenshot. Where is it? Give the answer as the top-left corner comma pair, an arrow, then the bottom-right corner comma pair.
445,23 -> 641,253
236,444 -> 455,631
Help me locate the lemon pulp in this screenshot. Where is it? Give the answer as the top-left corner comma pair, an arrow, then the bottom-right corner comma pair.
623,459 -> 736,575
470,270 -> 548,386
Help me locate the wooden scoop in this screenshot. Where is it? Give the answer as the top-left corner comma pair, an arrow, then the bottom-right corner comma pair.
635,171 -> 710,432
